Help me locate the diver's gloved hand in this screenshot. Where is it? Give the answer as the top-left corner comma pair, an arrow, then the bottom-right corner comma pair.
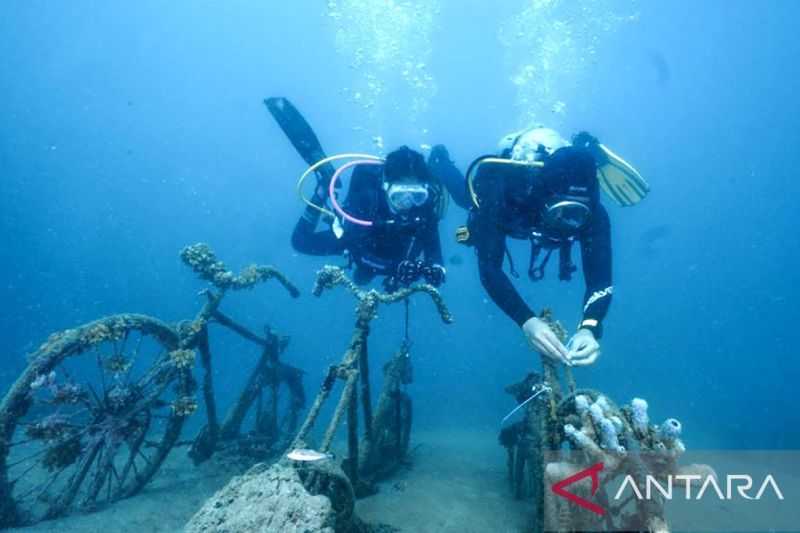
566,328 -> 601,366
422,263 -> 446,287
396,260 -> 424,286
522,317 -> 571,366
428,144 -> 450,166
571,131 -> 600,150
572,131 -> 607,166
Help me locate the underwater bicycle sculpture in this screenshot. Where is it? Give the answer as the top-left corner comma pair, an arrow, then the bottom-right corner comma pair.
499,311 -> 713,533
290,265 -> 453,497
0,243 -> 305,527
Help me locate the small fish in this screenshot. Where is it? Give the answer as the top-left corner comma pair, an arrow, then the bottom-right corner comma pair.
638,224 -> 671,258
286,448 -> 333,462
646,49 -> 670,85
448,254 -> 463,266
551,100 -> 567,115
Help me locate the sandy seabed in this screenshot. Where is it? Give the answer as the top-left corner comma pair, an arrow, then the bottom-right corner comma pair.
13,427 -> 791,532
8,427 -> 532,533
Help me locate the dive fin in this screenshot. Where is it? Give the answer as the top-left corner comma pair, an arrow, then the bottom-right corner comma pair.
595,144 -> 650,207
264,97 -> 335,186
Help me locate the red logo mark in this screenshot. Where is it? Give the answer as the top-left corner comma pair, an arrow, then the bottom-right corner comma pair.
551,462 -> 606,516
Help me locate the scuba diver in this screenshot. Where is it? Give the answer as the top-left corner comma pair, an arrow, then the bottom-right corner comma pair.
457,128 -> 634,367
291,144 -> 447,290
264,97 -> 446,291
428,129 -> 649,210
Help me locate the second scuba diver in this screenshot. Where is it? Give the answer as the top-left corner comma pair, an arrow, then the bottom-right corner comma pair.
458,128 -> 615,367
292,145 -> 448,291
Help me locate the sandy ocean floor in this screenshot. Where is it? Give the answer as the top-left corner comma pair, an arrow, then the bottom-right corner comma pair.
8,427 -> 532,533
355,427 -> 532,532
9,428 -> 795,532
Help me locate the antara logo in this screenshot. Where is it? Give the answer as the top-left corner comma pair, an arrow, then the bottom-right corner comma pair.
551,462 -> 785,515
551,462 -> 606,516
614,474 -> 785,501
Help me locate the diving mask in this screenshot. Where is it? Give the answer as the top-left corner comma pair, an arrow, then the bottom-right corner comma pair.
385,182 -> 429,211
541,197 -> 591,235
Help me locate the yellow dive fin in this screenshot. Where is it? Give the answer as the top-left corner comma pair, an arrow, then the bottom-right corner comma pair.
596,144 -> 650,207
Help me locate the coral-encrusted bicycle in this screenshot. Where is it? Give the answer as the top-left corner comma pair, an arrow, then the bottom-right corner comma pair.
0,244 -> 301,527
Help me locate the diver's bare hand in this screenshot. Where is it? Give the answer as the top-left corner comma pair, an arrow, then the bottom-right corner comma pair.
567,328 -> 600,366
522,317 -> 571,365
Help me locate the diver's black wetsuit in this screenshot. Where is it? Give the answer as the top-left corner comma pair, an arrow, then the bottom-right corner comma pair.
291,163 -> 442,285
469,147 -> 613,337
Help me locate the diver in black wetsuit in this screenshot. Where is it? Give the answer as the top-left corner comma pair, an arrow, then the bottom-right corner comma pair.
461,128 -> 613,367
292,146 -> 446,291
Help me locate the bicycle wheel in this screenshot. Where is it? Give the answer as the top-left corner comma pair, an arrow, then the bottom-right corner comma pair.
0,314 -> 195,526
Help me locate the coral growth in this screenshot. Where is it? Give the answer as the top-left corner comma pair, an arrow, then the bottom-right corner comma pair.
172,396 -> 198,417
185,461 -> 386,533
549,391 -> 700,531
631,397 -> 650,435
501,344 -> 710,532
312,265 -> 453,324
180,243 -> 300,297
185,462 -> 338,533
657,418 -> 682,443
169,348 -> 196,369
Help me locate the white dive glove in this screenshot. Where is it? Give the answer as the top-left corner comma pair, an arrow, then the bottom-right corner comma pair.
566,328 -> 601,366
522,316 -> 571,366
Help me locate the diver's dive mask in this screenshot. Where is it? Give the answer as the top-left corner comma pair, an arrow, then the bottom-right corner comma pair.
541,195 -> 592,236
385,181 -> 429,212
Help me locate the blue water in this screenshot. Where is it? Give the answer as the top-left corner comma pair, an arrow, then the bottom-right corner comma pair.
1,0 -> 798,456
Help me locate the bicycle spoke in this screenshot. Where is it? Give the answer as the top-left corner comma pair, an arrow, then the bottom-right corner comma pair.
116,330 -> 130,360
118,411 -> 150,489
32,462 -> 71,502
48,438 -> 103,518
85,382 -> 104,410
14,461 -> 67,503
83,439 -> 118,507
125,332 -> 145,386
105,460 -> 119,503
9,457 -> 43,486
93,346 -> 107,396
8,437 -> 43,448
136,448 -> 152,466
8,446 -> 49,469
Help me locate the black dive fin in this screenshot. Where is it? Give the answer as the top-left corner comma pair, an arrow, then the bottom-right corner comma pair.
264,97 -> 335,185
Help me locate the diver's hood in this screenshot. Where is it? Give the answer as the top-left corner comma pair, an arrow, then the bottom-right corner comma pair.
539,146 -> 599,204
383,145 -> 429,182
